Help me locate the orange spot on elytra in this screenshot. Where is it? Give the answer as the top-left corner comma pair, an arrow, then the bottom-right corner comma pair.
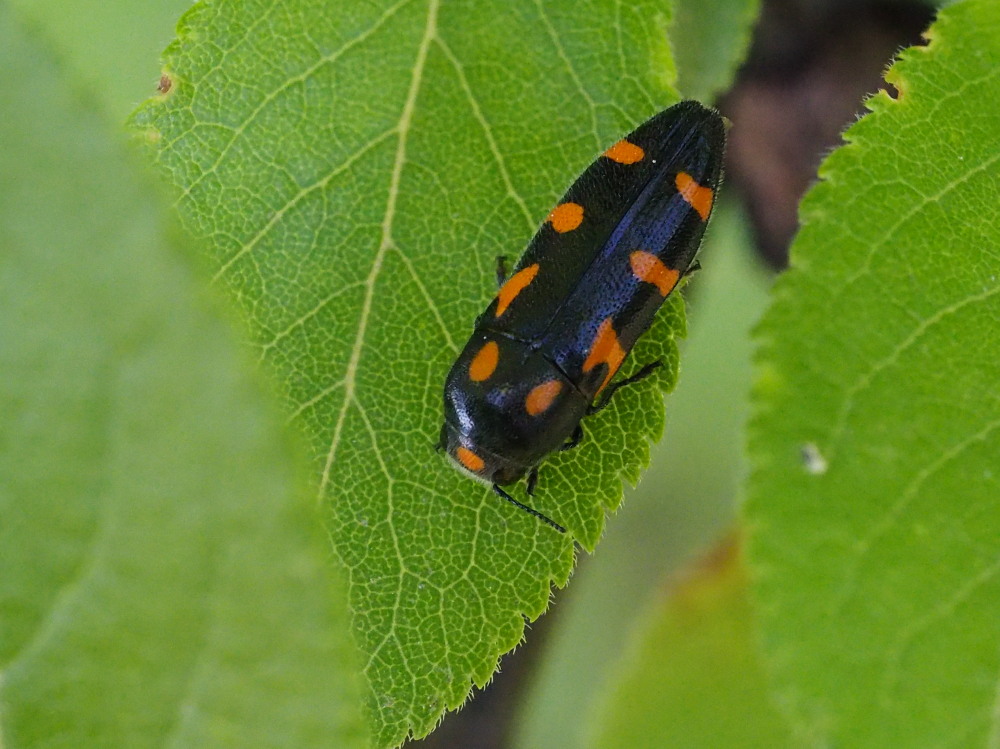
495,264 -> 539,317
630,251 -> 680,296
582,318 -> 627,394
456,446 -> 485,473
675,172 -> 714,221
604,140 -> 645,164
468,340 -> 499,382
547,202 -> 584,233
525,379 -> 563,416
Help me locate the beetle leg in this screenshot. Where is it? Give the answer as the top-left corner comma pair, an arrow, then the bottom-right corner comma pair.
561,424 -> 584,451
588,360 -> 663,414
526,466 -> 539,496
492,483 -> 565,533
682,259 -> 702,278
434,424 -> 448,452
495,255 -> 509,287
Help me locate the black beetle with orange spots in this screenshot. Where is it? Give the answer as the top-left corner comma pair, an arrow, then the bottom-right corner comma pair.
439,100 -> 726,533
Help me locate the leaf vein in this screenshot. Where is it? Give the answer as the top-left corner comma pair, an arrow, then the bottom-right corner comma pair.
532,0 -> 602,150
839,141 -> 1000,292
879,553 -> 1000,707
434,36 -> 535,233
287,379 -> 346,423
989,653 -> 1000,749
212,128 -> 397,282
355,398 -> 393,482
175,0 -> 417,204
828,283 -> 1000,458
391,246 -> 459,354
258,281 -> 367,358
318,0 -> 440,498
833,416 -> 1000,612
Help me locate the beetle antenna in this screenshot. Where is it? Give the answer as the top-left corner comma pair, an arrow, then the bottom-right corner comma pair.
491,484 -> 566,534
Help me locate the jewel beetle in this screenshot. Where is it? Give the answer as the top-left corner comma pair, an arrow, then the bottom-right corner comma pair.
439,100 -> 725,532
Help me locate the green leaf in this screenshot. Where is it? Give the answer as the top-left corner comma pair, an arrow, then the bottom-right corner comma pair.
671,0 -> 760,101
0,7 -> 367,748
513,200 -> 773,749
128,1 -> 716,743
586,535 -> 793,749
748,1 -> 1000,744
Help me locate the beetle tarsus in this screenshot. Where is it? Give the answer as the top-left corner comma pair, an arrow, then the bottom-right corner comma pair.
588,360 -> 663,414
683,259 -> 702,278
495,255 -> 509,287
526,467 -> 539,496
434,424 -> 448,452
561,424 -> 584,451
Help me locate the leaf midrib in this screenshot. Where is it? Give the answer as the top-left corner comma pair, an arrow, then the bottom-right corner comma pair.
317,0 -> 441,498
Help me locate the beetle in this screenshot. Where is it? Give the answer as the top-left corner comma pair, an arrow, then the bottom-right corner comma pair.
439,100 -> 726,532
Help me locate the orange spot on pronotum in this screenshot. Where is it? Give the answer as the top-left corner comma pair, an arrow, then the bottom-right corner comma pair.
675,172 -> 714,221
604,140 -> 645,164
495,264 -> 539,317
547,202 -> 584,233
630,251 -> 680,296
525,379 -> 564,416
582,318 -> 627,393
468,341 -> 499,382
455,446 -> 485,473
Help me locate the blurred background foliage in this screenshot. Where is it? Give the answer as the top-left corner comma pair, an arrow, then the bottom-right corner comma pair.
2,0 -> 947,746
